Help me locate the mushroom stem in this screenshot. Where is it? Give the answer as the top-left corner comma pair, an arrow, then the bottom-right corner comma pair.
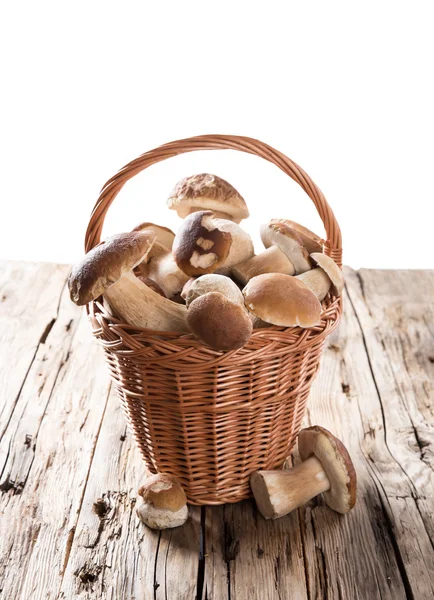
250,456 -> 330,519
104,271 -> 188,332
232,246 -> 295,285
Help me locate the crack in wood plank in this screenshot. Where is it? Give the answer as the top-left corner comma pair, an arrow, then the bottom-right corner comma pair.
345,279 -> 422,498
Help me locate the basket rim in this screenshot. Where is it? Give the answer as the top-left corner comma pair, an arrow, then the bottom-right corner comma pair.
88,294 -> 342,364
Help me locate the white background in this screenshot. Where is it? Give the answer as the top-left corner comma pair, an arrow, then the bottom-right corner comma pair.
1,2 -> 433,269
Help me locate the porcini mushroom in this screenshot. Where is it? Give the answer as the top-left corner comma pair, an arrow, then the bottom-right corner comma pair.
271,219 -> 324,253
183,274 -> 244,307
296,268 -> 332,301
310,253 -> 345,296
213,218 -> 254,272
137,473 -> 188,529
68,230 -> 156,306
260,220 -> 312,274
187,292 -> 253,351
68,231 -> 187,331
250,426 -> 357,519
243,273 -> 321,328
232,246 -> 295,286
167,173 -> 250,223
132,222 -> 175,250
136,240 -> 190,298
104,271 -> 188,331
172,210 -> 232,276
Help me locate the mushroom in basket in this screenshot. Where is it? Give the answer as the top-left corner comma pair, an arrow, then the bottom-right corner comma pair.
184,274 -> 253,351
167,173 -> 250,223
172,210 -> 253,277
296,253 -> 345,301
67,230 -> 188,332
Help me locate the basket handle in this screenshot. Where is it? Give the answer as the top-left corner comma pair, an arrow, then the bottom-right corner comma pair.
84,134 -> 342,266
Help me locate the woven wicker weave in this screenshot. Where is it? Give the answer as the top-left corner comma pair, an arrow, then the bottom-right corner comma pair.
85,135 -> 342,505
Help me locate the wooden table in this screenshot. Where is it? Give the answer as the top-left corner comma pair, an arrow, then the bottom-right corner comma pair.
0,261 -> 433,600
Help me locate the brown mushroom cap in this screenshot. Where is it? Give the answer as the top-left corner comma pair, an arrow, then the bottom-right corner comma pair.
212,218 -> 254,268
172,210 -> 232,276
68,230 -> 156,306
232,246 -> 295,286
138,473 -> 187,512
271,219 -> 324,253
132,222 -> 175,250
243,273 -> 321,328
167,173 -> 250,223
187,292 -> 253,351
260,221 -> 312,274
298,426 -> 357,514
184,274 -> 244,307
310,253 -> 345,296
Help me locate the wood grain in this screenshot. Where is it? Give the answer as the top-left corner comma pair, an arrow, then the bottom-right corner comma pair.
0,261 -> 433,600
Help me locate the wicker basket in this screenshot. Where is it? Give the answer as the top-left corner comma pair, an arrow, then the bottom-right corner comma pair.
85,135 -> 342,505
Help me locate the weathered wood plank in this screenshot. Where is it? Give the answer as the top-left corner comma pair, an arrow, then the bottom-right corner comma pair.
205,495 -> 308,600
0,279 -> 111,599
60,387 -> 202,600
0,261 -> 70,444
344,268 -> 434,597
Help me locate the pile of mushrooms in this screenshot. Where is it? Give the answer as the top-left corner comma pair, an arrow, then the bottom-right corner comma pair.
68,173 -> 345,350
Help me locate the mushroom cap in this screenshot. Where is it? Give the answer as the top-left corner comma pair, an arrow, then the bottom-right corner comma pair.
137,502 -> 188,530
167,173 -> 249,223
172,210 -> 232,276
271,219 -> 324,253
181,277 -> 197,300
260,221 -> 312,274
68,230 -> 156,306
184,274 -> 244,308
187,292 -> 253,351
212,218 -> 254,268
132,222 -> 175,250
296,268 -> 332,301
232,246 -> 295,286
138,473 -> 187,512
243,273 -> 321,328
310,253 -> 345,296
298,426 -> 357,514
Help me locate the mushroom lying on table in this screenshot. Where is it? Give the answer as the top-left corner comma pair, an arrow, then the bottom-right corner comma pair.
250,426 -> 357,519
185,274 -> 252,351
68,231 -> 188,332
167,173 -> 250,223
137,473 -> 188,530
